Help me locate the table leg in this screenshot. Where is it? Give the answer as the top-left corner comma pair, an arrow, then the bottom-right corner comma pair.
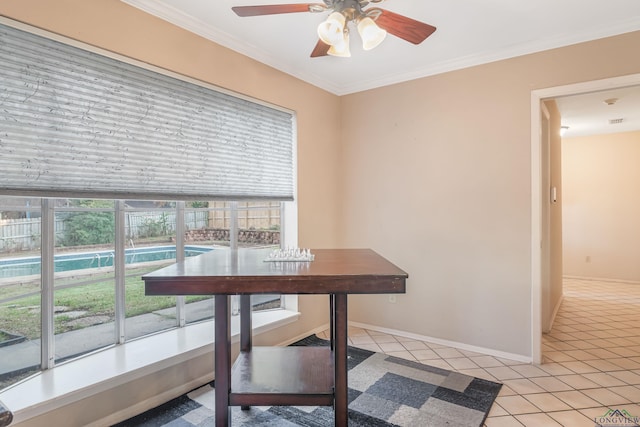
214,295 -> 231,427
329,294 -> 334,351
240,295 -> 252,351
334,293 -> 348,427
240,295 -> 252,411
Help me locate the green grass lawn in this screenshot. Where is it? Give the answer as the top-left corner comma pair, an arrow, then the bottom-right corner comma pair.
0,267 -> 207,340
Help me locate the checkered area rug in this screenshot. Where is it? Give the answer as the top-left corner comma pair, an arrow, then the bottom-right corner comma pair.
115,336 -> 501,426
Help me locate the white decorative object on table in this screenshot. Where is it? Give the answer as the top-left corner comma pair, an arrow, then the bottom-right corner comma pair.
264,248 -> 315,262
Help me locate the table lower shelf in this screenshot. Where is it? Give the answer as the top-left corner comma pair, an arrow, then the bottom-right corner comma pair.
230,346 -> 335,407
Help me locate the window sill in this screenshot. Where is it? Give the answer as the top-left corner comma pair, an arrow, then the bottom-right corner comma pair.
0,309 -> 300,425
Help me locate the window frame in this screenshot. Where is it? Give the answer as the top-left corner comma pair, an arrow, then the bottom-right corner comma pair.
0,15 -> 299,390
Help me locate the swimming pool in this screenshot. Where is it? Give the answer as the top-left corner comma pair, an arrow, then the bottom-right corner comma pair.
0,245 -> 212,279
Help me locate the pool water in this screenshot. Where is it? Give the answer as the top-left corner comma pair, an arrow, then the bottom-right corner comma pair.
0,245 -> 212,279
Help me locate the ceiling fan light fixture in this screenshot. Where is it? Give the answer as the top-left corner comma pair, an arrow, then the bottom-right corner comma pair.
328,31 -> 351,57
317,11 -> 346,46
357,16 -> 387,50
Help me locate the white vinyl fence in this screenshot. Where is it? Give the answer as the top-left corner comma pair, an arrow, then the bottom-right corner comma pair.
0,211 -> 209,252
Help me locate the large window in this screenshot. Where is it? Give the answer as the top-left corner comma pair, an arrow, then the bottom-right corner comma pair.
0,18 -> 297,392
0,198 -> 285,390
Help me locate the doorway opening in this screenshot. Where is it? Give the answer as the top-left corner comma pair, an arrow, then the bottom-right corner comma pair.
530,73 -> 640,364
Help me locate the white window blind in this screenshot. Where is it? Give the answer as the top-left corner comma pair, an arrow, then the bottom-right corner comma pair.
0,23 -> 294,201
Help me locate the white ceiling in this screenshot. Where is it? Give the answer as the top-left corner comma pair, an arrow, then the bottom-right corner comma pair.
555,86 -> 640,138
123,0 -> 640,136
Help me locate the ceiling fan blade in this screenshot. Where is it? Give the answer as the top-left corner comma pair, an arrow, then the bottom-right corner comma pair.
374,9 -> 436,45
232,4 -> 320,17
310,39 -> 331,58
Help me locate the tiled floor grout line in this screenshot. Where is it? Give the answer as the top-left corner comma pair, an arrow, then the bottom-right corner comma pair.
320,278 -> 640,427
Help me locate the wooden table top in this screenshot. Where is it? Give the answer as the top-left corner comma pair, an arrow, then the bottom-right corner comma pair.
143,248 -> 408,295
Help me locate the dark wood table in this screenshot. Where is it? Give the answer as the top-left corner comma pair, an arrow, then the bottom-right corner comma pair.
143,248 -> 407,427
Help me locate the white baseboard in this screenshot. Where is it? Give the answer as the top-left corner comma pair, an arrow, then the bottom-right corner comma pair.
563,275 -> 640,285
276,323 -> 330,347
89,373 -> 213,427
348,321 -> 531,363
546,294 -> 564,333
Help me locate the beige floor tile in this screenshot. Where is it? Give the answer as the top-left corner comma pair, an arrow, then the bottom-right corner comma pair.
514,413 -> 562,427
420,358 -> 453,370
424,342 -> 449,349
486,366 -> 524,381
589,330 -> 618,339
371,334 -> 398,344
494,395 -> 541,415
568,331 -> 601,340
317,330 -> 330,340
547,409 -> 601,426
496,357 -> 525,366
470,355 -> 505,368
581,372 -> 627,387
408,348 -> 439,360
459,349 -> 485,357
366,330 -> 389,336
610,358 -> 640,370
554,374 -> 600,389
352,343 -> 382,353
609,371 -> 640,385
501,379 -> 546,395
552,390 -> 602,409
583,358 -> 627,372
537,363 -> 574,376
383,350 -> 415,361
349,335 -> 376,345
484,415 -> 525,426
347,327 -> 368,336
608,346 -> 640,357
522,393 -> 572,412
580,387 -> 631,406
433,347 -> 465,358
544,351 -> 577,363
498,385 -> 518,397
446,357 -> 479,370
487,403 -> 509,417
529,376 -> 574,392
458,368 -> 498,382
398,340 -> 428,351
510,364 -> 549,378
377,342 -> 406,353
607,385 -> 640,402
567,340 -> 600,350
562,349 -> 599,361
558,360 -> 599,374
543,341 -> 578,351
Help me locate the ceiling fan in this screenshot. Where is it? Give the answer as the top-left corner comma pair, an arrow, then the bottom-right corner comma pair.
232,0 -> 437,58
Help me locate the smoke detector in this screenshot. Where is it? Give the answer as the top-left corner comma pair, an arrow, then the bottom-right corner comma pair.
603,98 -> 619,105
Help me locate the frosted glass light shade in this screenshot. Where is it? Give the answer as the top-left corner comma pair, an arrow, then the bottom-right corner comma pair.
317,12 -> 346,46
358,17 -> 387,50
328,32 -> 351,57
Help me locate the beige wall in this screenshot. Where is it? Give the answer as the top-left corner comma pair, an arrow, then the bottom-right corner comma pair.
545,100 -> 564,328
341,31 -> 640,357
562,130 -> 640,282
